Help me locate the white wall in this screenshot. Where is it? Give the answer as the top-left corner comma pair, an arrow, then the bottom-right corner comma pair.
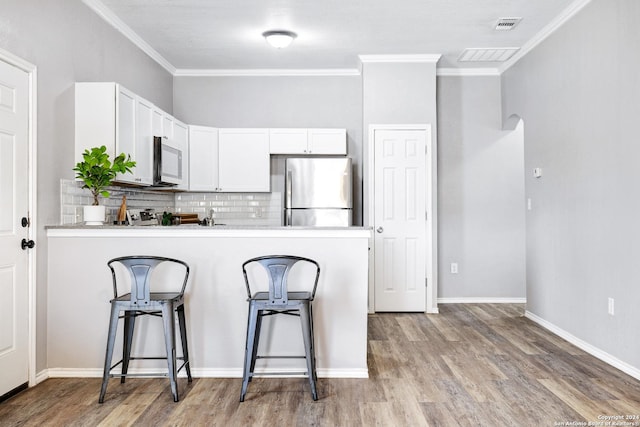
437,76 -> 525,300
502,0 -> 640,372
0,0 -> 173,373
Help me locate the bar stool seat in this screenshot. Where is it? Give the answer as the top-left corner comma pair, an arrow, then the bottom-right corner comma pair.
240,255 -> 320,402
99,256 -> 192,403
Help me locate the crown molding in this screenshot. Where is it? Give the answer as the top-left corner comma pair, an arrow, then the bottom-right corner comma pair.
82,0 -> 591,78
437,68 -> 501,77
82,0 -> 176,75
499,0 -> 593,73
174,68 -> 361,77
358,54 -> 442,64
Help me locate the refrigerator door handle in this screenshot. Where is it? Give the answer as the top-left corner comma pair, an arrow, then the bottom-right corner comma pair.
286,170 -> 293,207
285,170 -> 293,226
285,209 -> 292,226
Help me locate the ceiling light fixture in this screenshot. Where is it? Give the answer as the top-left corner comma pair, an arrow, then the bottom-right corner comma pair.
262,30 -> 297,49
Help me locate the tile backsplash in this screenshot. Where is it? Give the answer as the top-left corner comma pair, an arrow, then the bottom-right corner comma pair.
60,179 -> 282,226
174,192 -> 281,226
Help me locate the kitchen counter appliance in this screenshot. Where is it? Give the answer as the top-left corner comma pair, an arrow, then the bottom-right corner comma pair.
285,157 -> 353,226
126,209 -> 158,226
153,136 -> 182,186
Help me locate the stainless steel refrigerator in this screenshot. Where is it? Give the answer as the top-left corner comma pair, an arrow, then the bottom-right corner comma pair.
285,157 -> 353,226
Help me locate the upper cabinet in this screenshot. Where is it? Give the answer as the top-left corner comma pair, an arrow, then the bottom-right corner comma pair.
188,125 -> 219,192
269,128 -> 346,155
132,95 -> 155,185
172,119 -> 189,191
189,127 -> 270,192
219,129 -> 270,192
76,82 -> 159,186
307,129 -> 347,155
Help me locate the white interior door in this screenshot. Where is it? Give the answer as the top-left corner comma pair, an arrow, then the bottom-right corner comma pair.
374,129 -> 427,312
0,58 -> 30,397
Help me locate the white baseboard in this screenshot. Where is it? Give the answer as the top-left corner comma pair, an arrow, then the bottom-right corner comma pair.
525,311 -> 640,381
437,297 -> 527,304
35,369 -> 50,384
44,367 -> 368,379
47,368 -> 103,378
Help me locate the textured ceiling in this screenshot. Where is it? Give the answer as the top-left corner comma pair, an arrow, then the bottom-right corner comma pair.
95,0 -> 584,72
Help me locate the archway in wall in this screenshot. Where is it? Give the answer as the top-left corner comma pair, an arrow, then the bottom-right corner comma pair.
503,114 -> 527,305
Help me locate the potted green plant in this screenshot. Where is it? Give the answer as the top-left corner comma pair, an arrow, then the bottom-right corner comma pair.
73,145 -> 136,225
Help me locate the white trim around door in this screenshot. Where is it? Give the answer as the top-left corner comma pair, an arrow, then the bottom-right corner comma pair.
366,124 -> 438,314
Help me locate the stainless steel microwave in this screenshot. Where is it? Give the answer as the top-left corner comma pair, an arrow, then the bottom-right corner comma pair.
153,136 -> 182,186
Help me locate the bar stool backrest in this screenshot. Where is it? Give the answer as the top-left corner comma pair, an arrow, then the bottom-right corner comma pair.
107,256 -> 190,306
242,255 -> 320,305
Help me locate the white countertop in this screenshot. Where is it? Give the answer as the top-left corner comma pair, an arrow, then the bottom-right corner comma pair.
46,224 -> 372,238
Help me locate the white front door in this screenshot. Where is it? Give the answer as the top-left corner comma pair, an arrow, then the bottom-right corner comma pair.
0,58 -> 30,397
374,129 -> 428,312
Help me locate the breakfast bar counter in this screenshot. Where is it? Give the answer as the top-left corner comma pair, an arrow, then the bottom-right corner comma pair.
46,225 -> 370,379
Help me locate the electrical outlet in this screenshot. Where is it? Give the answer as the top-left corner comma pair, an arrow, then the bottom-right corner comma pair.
527,198 -> 532,211
608,298 -> 615,316
450,263 -> 459,274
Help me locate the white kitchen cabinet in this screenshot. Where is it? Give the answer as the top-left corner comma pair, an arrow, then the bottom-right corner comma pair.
219,128 -> 270,192
308,128 -> 347,155
269,128 -> 308,154
162,114 -> 174,139
188,126 -> 219,191
115,87 -> 136,181
172,119 -> 189,191
152,108 -> 164,138
189,127 -> 270,192
269,128 -> 347,155
132,97 -> 155,185
75,82 -> 153,185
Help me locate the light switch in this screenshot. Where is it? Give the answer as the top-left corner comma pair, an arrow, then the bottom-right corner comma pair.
533,168 -> 542,178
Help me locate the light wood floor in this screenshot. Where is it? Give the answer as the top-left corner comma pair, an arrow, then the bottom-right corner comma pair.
2,304 -> 640,426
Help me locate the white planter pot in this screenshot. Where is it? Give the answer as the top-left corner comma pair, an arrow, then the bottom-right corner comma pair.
83,205 -> 106,225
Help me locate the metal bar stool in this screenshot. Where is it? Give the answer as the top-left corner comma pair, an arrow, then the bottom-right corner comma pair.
240,255 -> 321,402
99,256 -> 192,403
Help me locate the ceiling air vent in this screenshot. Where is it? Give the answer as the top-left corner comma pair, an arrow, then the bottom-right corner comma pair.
458,47 -> 520,62
495,17 -> 522,31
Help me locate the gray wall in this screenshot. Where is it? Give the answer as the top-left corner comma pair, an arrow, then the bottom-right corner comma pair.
502,0 -> 640,370
0,0 -> 173,373
438,76 -> 525,299
173,75 -> 363,224
362,62 -> 437,126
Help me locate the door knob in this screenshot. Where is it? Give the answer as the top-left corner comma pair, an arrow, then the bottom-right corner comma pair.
21,239 -> 35,250
376,226 -> 384,233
